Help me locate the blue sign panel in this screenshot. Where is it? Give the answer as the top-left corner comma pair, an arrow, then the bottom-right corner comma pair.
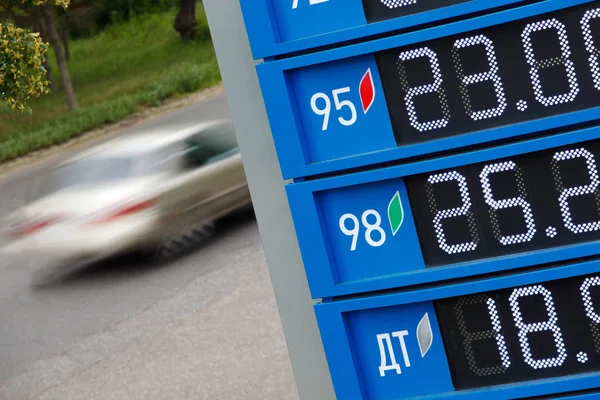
288,125 -> 600,298
316,261 -> 600,398
239,0 -> 528,59
240,0 -> 600,398
258,0 -> 599,179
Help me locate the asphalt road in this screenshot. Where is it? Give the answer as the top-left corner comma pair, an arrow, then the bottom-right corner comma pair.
0,91 -> 298,399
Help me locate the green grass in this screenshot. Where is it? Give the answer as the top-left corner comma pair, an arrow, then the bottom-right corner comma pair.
0,5 -> 220,163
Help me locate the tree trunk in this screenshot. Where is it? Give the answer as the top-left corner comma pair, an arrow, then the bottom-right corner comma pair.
57,7 -> 70,61
31,16 -> 55,92
41,4 -> 77,111
174,0 -> 196,41
60,26 -> 70,61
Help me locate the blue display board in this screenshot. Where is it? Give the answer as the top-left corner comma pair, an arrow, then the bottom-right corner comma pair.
243,0 -> 600,398
239,0 -> 528,59
287,125 -> 600,298
257,0 -> 599,179
316,260 -> 600,399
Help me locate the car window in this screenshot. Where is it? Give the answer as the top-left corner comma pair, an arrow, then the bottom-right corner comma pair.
40,157 -> 134,196
183,121 -> 239,169
144,143 -> 187,174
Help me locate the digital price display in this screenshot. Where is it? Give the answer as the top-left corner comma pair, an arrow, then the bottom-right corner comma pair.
240,0 -> 525,59
286,128 -> 600,297
256,0 -> 600,179
407,140 -> 600,267
377,3 -> 600,147
438,273 -> 600,389
242,0 -> 600,397
363,0 -> 469,23
315,266 -> 600,398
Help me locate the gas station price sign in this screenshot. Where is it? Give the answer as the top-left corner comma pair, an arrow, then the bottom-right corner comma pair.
238,0 -> 600,398
408,139 -> 600,267
287,126 -> 600,298
438,273 -> 600,388
363,0 -> 469,23
257,0 -> 600,179
378,4 -> 600,146
239,0 -> 526,59
315,263 -> 600,398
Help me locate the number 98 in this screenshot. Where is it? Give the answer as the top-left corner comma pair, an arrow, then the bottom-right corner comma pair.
339,210 -> 387,251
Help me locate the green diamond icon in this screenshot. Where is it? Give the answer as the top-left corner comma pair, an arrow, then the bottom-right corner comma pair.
388,191 -> 404,236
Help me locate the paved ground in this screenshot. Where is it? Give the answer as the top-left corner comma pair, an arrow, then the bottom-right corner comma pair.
0,91 -> 299,400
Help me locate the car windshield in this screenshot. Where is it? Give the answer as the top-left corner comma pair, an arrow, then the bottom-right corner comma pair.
184,121 -> 239,167
41,157 -> 135,196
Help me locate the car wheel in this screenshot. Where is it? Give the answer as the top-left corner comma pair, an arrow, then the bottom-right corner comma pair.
154,221 -> 216,259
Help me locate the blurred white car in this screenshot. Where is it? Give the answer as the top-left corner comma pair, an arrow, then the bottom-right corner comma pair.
2,119 -> 252,267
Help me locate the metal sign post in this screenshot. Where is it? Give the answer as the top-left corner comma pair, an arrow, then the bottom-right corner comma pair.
208,0 -> 600,398
203,1 -> 336,399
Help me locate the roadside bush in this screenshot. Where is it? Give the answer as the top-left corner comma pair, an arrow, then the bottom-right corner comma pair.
65,0 -> 175,37
196,5 -> 211,40
96,0 -> 174,25
0,61 -> 221,163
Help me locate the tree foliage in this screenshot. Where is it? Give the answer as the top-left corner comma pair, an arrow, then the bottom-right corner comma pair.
0,0 -> 69,112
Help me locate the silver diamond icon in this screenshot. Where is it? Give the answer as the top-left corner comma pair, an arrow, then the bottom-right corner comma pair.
417,312 -> 433,358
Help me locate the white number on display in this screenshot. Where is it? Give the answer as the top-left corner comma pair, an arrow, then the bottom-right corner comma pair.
480,161 -> 537,245
339,213 -> 360,251
339,210 -> 386,251
581,9 -> 600,90
292,0 -> 328,9
380,0 -> 417,8
398,47 -> 451,132
311,93 -> 331,130
455,296 -> 510,376
392,8 -> 600,133
581,277 -> 600,353
311,87 -> 358,131
453,35 -> 507,121
552,148 -> 600,234
522,19 -> 580,106
581,277 -> 600,324
455,277 -> 600,375
426,171 -> 478,254
509,285 -> 567,369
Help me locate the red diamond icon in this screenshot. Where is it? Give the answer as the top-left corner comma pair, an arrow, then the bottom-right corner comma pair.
359,68 -> 375,114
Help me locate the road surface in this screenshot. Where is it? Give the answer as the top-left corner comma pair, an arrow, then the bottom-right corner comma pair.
0,91 -> 299,400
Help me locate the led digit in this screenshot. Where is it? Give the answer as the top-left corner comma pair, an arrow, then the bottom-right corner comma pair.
380,0 -> 417,8
452,35 -> 507,121
479,161 -> 536,245
426,171 -> 479,254
455,295 -> 510,376
581,277 -> 600,353
510,285 -> 567,369
581,8 -> 600,90
522,19 -> 580,107
581,277 -> 600,324
397,47 -> 450,132
552,148 -> 600,234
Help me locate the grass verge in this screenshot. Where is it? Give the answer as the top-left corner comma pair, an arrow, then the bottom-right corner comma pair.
0,5 -> 220,163
0,63 -> 220,162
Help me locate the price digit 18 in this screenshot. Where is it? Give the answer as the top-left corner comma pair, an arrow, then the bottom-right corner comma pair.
339,210 -> 386,251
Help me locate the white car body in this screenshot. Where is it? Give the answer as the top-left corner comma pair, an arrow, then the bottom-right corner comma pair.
2,119 -> 251,267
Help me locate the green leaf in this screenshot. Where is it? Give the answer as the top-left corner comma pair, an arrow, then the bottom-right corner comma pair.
388,191 -> 404,236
